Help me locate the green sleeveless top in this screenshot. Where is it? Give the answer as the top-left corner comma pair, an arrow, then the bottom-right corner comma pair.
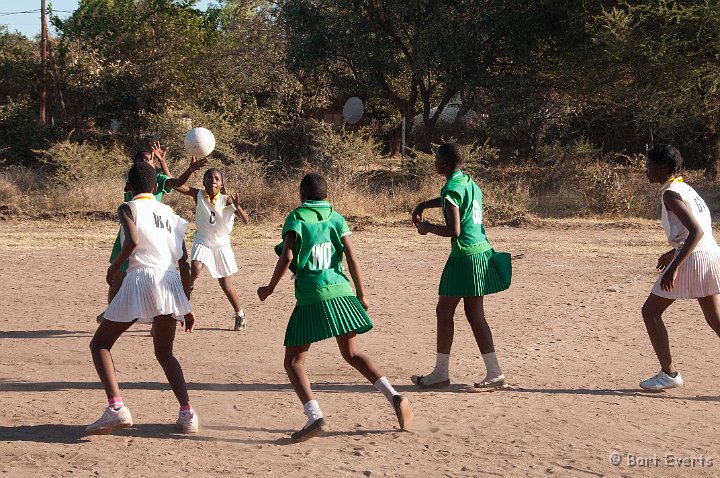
280,200 -> 354,306
441,170 -> 491,257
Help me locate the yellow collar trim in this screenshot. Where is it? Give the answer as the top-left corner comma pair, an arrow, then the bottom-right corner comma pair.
661,176 -> 683,191
205,191 -> 221,205
133,193 -> 155,200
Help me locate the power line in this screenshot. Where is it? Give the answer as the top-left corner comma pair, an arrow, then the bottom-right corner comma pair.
0,10 -> 74,16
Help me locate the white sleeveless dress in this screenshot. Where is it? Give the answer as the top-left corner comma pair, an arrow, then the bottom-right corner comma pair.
105,196 -> 192,323
651,180 -> 720,299
191,190 -> 238,278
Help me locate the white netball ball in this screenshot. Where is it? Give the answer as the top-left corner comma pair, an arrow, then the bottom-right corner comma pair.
183,127 -> 216,158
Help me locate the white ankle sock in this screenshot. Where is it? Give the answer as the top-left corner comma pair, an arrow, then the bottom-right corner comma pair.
424,352 -> 450,382
373,377 -> 399,402
235,308 -> 245,318
482,352 -> 504,380
302,399 -> 323,429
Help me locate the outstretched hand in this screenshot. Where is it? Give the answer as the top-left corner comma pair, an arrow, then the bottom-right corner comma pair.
183,312 -> 197,333
188,155 -> 208,172
152,141 -> 168,164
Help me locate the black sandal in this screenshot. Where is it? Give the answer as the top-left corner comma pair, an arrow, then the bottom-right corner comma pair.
411,374 -> 450,389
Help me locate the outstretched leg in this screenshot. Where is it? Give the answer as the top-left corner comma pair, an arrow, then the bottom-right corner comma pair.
697,294 -> 720,337
336,332 -> 382,383
411,296 -> 460,388
337,332 -> 413,430
640,293 -> 683,390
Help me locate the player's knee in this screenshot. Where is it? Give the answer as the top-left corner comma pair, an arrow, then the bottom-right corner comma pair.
284,355 -> 302,372
641,303 -> 658,323
342,348 -> 367,366
340,349 -> 352,363
90,337 -> 108,352
154,348 -> 175,366
704,314 -> 720,332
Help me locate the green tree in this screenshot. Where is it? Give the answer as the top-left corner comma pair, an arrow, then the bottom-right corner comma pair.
587,0 -> 720,175
0,27 -> 39,105
51,0 -> 224,122
279,0 -> 539,146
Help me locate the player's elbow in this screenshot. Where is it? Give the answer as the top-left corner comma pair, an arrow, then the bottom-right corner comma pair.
124,238 -> 139,249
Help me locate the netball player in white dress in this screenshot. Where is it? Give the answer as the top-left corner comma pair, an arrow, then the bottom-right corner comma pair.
640,145 -> 720,390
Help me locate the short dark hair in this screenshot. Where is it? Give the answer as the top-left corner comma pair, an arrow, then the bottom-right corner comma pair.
436,143 -> 465,168
127,162 -> 156,194
133,150 -> 152,163
300,172 -> 328,200
203,168 -> 226,194
648,145 -> 683,174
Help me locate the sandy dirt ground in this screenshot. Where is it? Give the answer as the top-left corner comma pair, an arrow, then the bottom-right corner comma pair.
0,219 -> 719,477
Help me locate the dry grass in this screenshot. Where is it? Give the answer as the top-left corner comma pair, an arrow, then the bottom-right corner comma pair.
0,158 -> 712,226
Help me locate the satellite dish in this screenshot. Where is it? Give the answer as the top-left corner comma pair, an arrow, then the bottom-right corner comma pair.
342,97 -> 364,125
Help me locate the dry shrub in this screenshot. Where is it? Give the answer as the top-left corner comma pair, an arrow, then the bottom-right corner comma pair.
0,176 -> 21,214
0,137 -> 687,223
309,124 -> 381,177
479,178 -> 533,223
36,176 -> 124,215
37,140 -> 127,185
0,166 -> 63,215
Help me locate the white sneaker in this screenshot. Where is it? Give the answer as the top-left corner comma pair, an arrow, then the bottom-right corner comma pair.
176,410 -> 199,434
233,313 -> 247,331
640,370 -> 683,390
86,406 -> 133,435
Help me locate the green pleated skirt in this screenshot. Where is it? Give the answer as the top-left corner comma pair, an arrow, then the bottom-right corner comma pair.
284,295 -> 374,347
439,249 -> 512,297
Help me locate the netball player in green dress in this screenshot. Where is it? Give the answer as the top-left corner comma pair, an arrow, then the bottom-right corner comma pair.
411,143 -> 512,392
258,173 -> 414,442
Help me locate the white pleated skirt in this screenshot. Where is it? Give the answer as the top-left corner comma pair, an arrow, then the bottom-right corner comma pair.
105,267 -> 191,324
191,242 -> 238,279
651,248 -> 720,299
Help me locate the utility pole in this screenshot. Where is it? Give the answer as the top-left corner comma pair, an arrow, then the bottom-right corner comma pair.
40,0 -> 48,126
48,38 -> 66,119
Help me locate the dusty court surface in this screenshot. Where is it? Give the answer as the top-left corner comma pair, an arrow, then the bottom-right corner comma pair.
1,219 -> 718,477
